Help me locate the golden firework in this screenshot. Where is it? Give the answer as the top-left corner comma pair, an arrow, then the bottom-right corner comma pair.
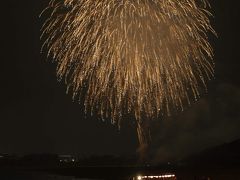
41,0 -> 215,158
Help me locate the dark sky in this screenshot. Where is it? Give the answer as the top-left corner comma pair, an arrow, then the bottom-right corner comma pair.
1,1 -> 240,162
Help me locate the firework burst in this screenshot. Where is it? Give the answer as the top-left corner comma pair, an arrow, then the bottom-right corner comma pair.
41,0 -> 215,157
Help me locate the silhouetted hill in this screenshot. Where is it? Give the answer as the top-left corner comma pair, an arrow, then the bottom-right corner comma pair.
184,139 -> 240,168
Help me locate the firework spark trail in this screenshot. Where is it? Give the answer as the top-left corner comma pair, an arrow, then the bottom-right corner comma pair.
41,0 -> 215,134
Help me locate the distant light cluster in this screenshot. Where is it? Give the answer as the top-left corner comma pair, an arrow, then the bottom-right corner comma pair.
137,174 -> 176,179
41,0 -> 215,126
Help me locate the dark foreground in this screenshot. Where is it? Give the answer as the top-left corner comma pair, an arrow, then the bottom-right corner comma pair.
1,166 -> 240,180
1,139 -> 240,179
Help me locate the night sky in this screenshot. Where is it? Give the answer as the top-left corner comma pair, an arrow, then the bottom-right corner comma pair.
1,1 -> 240,162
